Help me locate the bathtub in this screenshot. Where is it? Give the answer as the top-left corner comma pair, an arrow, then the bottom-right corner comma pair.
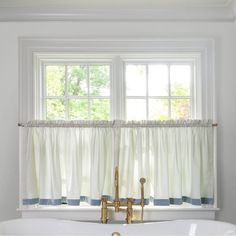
0,218 -> 235,235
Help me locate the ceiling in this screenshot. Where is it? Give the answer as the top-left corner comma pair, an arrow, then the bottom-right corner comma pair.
0,0 -> 233,9
0,0 -> 234,21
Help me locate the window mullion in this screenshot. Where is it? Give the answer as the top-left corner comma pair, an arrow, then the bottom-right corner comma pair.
42,63 -> 47,119
112,56 -> 125,120
146,64 -> 149,120
87,65 -> 91,119
65,65 -> 69,120
110,58 -> 116,120
120,59 -> 126,120
190,62 -> 195,119
168,64 -> 171,119
109,63 -> 113,120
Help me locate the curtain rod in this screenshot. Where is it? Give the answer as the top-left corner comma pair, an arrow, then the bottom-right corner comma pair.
18,121 -> 218,128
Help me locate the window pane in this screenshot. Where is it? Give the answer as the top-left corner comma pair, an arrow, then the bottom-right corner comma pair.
69,99 -> 88,120
170,65 -> 191,96
149,99 -> 169,120
171,99 -> 191,119
148,65 -> 168,96
46,99 -> 65,120
46,65 -> 65,96
126,99 -> 146,120
90,99 -> 110,120
126,65 -> 146,96
68,66 -> 88,96
89,65 -> 110,96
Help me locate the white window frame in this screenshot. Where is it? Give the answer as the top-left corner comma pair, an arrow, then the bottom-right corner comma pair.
37,55 -> 197,121
19,38 -> 216,123
19,37 -> 217,220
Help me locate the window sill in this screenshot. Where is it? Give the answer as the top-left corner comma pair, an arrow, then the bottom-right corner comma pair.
18,206 -> 219,221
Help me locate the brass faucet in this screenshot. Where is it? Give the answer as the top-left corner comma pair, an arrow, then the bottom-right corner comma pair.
101,166 -> 146,224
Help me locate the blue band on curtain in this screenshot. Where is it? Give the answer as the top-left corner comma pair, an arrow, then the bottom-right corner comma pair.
67,199 -> 80,206
153,199 -> 171,206
23,196 -> 150,206
200,197 -> 214,205
39,199 -> 62,205
119,198 -> 150,205
153,196 -> 214,206
22,198 -> 39,205
23,196 -> 213,206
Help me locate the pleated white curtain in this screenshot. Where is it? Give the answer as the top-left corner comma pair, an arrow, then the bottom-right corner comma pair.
20,120 -> 214,207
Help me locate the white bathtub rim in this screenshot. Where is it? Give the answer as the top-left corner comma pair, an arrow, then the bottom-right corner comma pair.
0,218 -> 236,236
0,217 -> 235,227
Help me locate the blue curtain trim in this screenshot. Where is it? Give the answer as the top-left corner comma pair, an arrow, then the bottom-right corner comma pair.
23,196 -> 213,206
22,196 -> 150,206
23,198 -> 39,205
152,197 -> 214,206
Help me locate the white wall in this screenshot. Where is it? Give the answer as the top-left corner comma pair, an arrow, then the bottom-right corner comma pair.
0,21 -> 236,224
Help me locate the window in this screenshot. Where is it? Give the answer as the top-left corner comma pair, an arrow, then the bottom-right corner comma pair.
125,63 -> 192,120
19,38 -> 216,220
19,38 -> 215,122
39,57 -> 196,121
44,63 -> 111,120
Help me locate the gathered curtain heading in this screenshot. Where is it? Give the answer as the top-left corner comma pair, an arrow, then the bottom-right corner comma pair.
19,120 -> 216,128
20,120 -> 215,207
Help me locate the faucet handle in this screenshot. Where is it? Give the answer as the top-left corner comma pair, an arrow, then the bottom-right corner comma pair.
101,197 -> 108,224
140,178 -> 146,206
140,178 -> 146,185
139,177 -> 146,223
126,198 -> 133,224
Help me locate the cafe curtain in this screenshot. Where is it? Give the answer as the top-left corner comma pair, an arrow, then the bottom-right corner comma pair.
20,120 -> 214,206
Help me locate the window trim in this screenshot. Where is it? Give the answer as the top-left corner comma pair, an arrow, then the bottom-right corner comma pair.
19,38 -> 215,123
19,37 -> 217,218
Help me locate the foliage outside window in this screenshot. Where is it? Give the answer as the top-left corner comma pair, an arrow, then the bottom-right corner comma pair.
45,64 -> 110,120
125,63 -> 192,120
42,59 -> 194,121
